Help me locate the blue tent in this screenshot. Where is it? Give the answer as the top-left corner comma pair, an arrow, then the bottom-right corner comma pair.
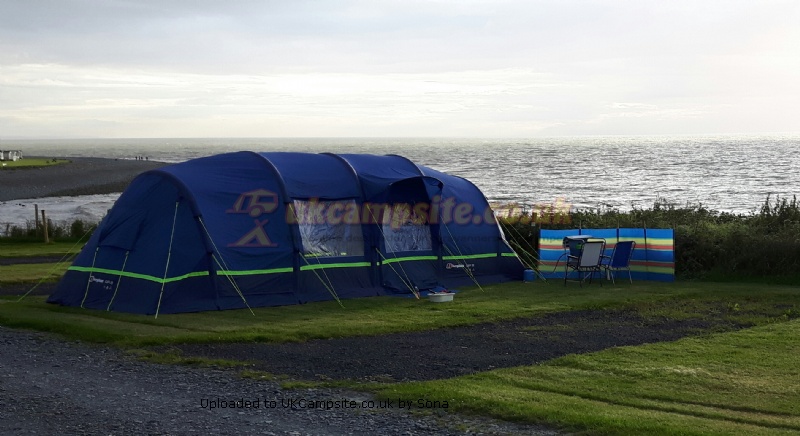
48,152 -> 524,315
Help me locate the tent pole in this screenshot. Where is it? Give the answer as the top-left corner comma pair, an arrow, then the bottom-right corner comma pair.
155,202 -> 180,319
80,247 -> 100,308
107,251 -> 129,311
643,224 -> 649,281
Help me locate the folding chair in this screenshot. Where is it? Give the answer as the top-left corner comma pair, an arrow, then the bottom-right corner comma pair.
601,240 -> 636,284
551,235 -> 592,273
564,240 -> 605,286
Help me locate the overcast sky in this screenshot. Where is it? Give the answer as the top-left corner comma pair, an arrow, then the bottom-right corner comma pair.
1,0 -> 798,138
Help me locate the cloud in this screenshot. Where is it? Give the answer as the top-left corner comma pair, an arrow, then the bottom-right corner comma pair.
1,1 -> 799,137
0,63 -> 576,136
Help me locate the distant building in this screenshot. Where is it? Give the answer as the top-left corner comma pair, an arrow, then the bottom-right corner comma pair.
0,150 -> 23,161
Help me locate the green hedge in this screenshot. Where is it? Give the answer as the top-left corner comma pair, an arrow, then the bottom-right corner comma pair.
1,219 -> 96,243
3,196 -> 799,282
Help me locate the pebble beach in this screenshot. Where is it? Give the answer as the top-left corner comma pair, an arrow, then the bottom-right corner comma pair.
0,157 -> 166,202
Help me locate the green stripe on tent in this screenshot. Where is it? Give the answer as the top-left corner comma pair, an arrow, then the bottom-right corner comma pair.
69,251 -> 514,284
300,262 -> 371,271
219,267 -> 293,276
381,252 -> 512,264
382,255 -> 439,264
67,266 -> 209,284
443,253 -> 498,260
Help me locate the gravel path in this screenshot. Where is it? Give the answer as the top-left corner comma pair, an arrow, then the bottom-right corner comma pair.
0,157 -> 166,201
0,326 -> 557,435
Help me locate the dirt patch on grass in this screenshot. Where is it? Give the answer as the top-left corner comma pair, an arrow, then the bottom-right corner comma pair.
171,305 -> 752,383
0,256 -> 64,266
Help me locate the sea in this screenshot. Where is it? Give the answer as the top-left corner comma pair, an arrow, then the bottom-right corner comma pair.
1,135 -> 799,227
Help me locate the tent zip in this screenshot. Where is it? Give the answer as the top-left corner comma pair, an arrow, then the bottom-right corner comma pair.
368,206 -> 420,299
374,248 -> 420,298
299,253 -> 344,308
210,255 -> 255,315
286,204 -> 343,307
198,217 -> 254,315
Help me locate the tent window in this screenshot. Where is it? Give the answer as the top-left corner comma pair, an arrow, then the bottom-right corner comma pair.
293,199 -> 364,257
382,203 -> 432,252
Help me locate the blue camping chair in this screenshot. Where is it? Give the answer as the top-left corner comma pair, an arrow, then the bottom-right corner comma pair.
601,240 -> 636,284
564,240 -> 605,286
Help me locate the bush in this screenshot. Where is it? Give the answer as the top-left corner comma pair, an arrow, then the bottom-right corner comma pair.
4,196 -> 799,282
0,218 -> 97,242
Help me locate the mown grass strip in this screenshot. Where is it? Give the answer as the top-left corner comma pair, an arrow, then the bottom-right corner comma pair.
0,241 -> 81,258
375,320 -> 800,435
2,281 -> 799,350
0,158 -> 69,169
0,263 -> 68,283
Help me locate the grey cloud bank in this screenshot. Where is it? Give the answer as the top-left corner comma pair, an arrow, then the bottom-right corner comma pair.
1,0 -> 798,138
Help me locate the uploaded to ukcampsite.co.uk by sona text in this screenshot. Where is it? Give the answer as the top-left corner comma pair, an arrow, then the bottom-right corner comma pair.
200,397 -> 449,410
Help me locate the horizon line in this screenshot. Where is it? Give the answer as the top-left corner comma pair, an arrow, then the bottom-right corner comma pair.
4,132 -> 800,142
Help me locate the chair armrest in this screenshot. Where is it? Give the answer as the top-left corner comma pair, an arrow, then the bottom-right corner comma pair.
551,253 -> 567,272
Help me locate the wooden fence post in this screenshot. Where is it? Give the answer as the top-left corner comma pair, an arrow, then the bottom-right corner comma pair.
42,210 -> 49,243
35,204 -> 40,232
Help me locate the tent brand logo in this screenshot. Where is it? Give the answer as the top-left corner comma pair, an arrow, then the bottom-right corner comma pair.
227,188 -> 280,247
446,262 -> 475,271
88,275 -> 114,290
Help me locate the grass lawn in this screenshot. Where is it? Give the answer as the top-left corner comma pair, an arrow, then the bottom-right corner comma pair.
5,280 -> 798,347
0,241 -> 84,258
2,243 -> 800,434
0,158 -> 69,169
0,262 -> 69,284
377,319 -> 800,435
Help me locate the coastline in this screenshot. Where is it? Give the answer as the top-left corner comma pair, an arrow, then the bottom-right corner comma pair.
0,157 -> 167,202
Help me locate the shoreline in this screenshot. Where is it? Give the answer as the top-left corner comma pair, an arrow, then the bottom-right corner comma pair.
0,157 -> 167,202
